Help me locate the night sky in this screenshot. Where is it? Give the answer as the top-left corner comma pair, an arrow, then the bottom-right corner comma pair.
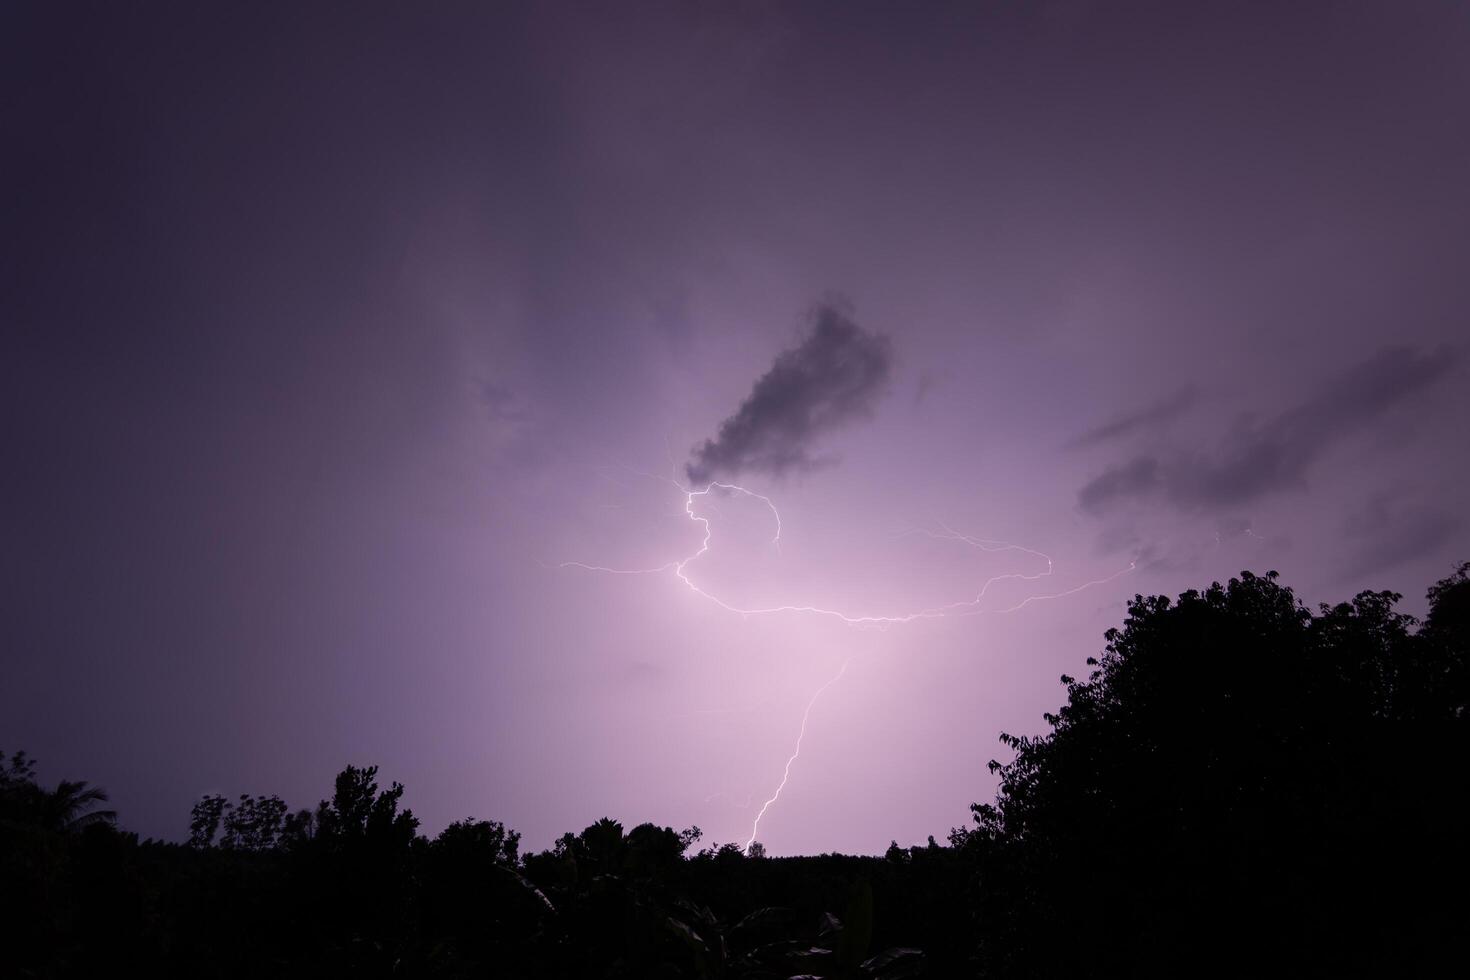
5,1 -> 1468,855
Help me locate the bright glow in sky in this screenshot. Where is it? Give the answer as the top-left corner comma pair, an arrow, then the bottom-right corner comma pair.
4,1 -> 1469,854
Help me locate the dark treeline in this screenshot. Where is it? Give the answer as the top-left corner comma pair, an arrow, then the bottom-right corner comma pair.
3,562 -> 1467,977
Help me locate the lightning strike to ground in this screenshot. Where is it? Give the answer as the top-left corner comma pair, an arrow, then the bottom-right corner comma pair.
745,659 -> 848,851
558,476 -> 1136,852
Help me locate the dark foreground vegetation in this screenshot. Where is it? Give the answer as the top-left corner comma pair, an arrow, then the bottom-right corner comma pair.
4,563 -> 1467,977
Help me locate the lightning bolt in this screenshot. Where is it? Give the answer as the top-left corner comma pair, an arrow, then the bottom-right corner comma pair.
745,659 -> 848,851
558,475 -> 1136,852
559,480 -> 1135,626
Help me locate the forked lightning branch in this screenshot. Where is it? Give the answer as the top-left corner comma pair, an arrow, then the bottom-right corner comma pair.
560,478 -> 1135,851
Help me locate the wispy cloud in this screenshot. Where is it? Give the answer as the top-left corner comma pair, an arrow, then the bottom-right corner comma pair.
1067,386 -> 1197,449
1078,346 -> 1457,514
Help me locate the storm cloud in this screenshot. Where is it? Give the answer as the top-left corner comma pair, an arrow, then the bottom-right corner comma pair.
1067,386 -> 1197,449
686,303 -> 893,485
1339,491 -> 1461,583
1079,346 -> 1457,514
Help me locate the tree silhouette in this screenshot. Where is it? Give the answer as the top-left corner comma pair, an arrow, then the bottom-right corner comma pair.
3,562 -> 1464,976
961,566 -> 1470,976
0,749 -> 41,824
313,763 -> 418,848
0,751 -> 116,832
188,792 -> 287,849
39,778 -> 116,832
188,793 -> 226,847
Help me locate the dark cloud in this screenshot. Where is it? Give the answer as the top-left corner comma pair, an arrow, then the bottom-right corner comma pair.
1214,516 -> 1255,540
1338,491 -> 1461,584
1078,456 -> 1160,512
1079,346 -> 1457,514
1068,386 -> 1197,449
685,302 -> 893,485
1092,520 -> 1144,557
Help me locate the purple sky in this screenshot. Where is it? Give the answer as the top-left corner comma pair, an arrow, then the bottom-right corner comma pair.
5,1 -> 1469,855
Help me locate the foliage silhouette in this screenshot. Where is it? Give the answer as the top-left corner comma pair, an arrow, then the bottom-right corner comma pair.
189,792 -> 288,850
1,562 -> 1465,976
956,563 -> 1470,976
2,752 -> 117,833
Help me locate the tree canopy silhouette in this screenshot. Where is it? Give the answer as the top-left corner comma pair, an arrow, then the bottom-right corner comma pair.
956,563 -> 1470,976
1,750 -> 116,833
2,563 -> 1465,976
